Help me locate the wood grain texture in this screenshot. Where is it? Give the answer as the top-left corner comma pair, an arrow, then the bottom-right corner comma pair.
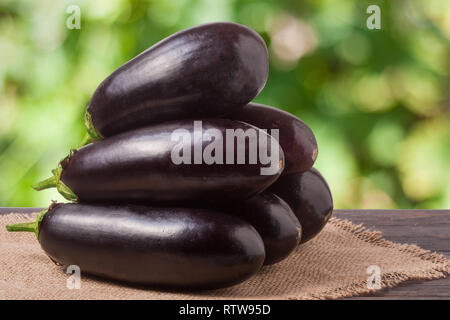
334,210 -> 450,258
1,208 -> 449,299
333,210 -> 449,300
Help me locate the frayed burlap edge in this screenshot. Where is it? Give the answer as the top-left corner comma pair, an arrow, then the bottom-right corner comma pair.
302,217 -> 450,300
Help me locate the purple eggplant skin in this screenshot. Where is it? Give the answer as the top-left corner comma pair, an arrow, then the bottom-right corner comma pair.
87,22 -> 269,138
36,203 -> 265,290
227,103 -> 318,174
225,192 -> 301,265
269,168 -> 333,243
59,119 -> 284,203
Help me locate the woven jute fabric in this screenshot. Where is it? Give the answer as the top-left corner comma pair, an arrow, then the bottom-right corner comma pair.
0,212 -> 448,300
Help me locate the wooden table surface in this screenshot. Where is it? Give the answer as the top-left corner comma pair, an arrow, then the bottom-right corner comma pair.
1,208 -> 449,300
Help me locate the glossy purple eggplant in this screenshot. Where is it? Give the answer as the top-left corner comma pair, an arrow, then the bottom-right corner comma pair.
34,119 -> 284,203
225,192 -> 301,265
84,22 -> 269,140
227,103 -> 318,174
269,168 -> 333,243
6,203 -> 265,290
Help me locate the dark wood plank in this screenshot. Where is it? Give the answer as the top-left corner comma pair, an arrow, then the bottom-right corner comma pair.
1,208 -> 449,299
333,210 -> 450,300
0,207 -> 43,214
334,210 -> 450,257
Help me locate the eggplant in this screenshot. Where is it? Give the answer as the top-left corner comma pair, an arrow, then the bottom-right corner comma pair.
269,168 -> 333,243
34,119 -> 284,203
227,103 -> 318,174
6,203 -> 265,290
84,22 -> 269,141
225,192 -> 301,265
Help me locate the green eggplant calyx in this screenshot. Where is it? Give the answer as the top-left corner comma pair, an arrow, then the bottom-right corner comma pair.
78,132 -> 95,148
32,151 -> 78,202
84,110 -> 101,142
6,208 -> 48,239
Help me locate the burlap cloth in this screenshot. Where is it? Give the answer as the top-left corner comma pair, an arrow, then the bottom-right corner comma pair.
1,212 -> 448,300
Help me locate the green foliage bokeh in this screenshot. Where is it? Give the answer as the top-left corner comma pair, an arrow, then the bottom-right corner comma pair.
0,0 -> 449,209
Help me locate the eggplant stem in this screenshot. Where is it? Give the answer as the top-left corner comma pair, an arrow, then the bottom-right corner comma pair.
32,176 -> 57,191
6,209 -> 48,238
78,110 -> 101,148
84,110 -> 101,141
6,222 -> 36,233
78,132 -> 94,148
32,157 -> 78,202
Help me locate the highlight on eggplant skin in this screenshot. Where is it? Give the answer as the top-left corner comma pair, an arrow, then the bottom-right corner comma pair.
269,168 -> 333,243
7,203 -> 266,290
225,191 -> 302,265
33,119 -> 285,203
86,22 -> 269,139
228,102 -> 318,174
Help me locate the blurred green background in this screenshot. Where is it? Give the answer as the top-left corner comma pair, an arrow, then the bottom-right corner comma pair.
0,0 -> 449,209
